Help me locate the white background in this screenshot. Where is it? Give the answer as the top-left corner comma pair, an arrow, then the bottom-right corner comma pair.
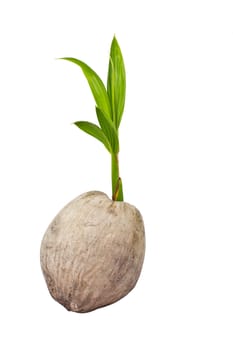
0,0 -> 233,349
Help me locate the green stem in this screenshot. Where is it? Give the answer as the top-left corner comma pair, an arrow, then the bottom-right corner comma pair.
111,153 -> 124,201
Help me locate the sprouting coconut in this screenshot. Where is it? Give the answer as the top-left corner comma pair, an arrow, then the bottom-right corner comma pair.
40,36 -> 145,313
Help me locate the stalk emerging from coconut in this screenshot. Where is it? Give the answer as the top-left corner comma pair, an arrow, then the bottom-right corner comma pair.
40,36 -> 145,313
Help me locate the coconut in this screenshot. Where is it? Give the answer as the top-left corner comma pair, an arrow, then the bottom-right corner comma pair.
40,191 -> 145,313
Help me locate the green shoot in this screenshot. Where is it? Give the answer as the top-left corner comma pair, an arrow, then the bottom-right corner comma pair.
60,36 -> 126,201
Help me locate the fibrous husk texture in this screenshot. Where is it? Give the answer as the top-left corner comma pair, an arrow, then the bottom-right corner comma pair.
40,191 -> 145,312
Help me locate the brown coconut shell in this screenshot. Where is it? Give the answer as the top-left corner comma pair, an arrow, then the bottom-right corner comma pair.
40,191 -> 145,313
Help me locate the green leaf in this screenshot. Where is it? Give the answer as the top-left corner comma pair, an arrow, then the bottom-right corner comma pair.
107,36 -> 126,129
74,121 -> 111,152
61,57 -> 112,120
95,107 -> 119,154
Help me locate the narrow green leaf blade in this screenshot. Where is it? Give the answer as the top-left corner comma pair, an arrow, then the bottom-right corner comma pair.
61,57 -> 112,120
107,36 -> 126,129
74,121 -> 111,152
95,107 -> 119,154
